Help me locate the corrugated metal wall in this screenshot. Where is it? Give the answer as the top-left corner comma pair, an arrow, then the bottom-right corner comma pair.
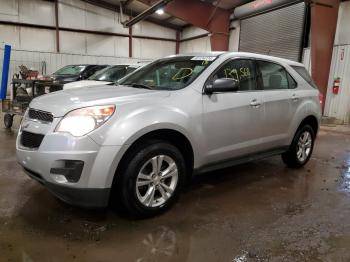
324,45 -> 350,123
179,37 -> 211,54
302,48 -> 311,73
179,24 -> 240,54
0,48 -> 146,76
0,48 -> 149,96
0,0 -> 177,96
229,21 -> 240,52
179,27 -> 211,54
0,0 -> 176,59
323,2 -> 350,124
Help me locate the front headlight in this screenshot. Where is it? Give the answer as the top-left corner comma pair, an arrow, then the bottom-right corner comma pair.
55,105 -> 115,137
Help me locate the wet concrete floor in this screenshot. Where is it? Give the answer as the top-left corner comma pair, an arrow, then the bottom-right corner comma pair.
1,122 -> 350,261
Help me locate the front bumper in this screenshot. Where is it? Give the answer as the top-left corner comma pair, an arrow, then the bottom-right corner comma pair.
16,118 -> 125,208
23,167 -> 110,208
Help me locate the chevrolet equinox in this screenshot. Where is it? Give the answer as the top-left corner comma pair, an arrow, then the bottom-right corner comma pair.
16,52 -> 322,217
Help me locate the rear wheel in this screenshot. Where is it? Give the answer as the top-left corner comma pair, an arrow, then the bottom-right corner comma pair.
114,140 -> 186,218
282,125 -> 315,168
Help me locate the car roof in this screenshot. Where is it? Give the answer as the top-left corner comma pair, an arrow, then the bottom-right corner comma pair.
107,64 -> 144,68
168,52 -> 304,67
168,52 -> 226,58
226,52 -> 304,67
63,64 -> 100,66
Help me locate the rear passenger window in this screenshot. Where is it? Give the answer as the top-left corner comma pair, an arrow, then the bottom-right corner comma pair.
292,66 -> 318,89
212,59 -> 257,91
257,61 -> 290,90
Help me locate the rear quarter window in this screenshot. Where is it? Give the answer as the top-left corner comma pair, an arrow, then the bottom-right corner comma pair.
292,66 -> 318,89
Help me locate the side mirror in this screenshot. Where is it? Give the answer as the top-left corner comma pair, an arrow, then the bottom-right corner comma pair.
205,78 -> 239,94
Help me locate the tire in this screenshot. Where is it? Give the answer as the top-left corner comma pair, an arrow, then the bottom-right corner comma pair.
4,114 -> 13,129
114,139 -> 186,218
282,124 -> 315,168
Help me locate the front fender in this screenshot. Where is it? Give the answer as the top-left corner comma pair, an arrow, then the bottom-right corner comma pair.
87,104 -> 201,188
88,103 -> 199,152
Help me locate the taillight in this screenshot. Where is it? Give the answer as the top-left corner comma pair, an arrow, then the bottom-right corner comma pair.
319,92 -> 324,106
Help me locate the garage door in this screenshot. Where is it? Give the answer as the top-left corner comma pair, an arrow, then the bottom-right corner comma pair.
239,2 -> 306,62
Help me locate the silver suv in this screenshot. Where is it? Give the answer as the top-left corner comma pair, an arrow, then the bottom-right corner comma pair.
16,52 -> 321,217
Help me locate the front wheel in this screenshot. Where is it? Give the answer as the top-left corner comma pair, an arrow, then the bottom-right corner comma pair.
115,140 -> 186,218
282,125 -> 315,168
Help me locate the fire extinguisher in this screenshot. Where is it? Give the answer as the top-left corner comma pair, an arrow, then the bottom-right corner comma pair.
333,77 -> 340,95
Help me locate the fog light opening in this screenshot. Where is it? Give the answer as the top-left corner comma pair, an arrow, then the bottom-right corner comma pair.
50,160 -> 84,183
52,174 -> 68,184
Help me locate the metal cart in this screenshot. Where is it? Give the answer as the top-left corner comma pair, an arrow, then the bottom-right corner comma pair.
1,78 -> 63,128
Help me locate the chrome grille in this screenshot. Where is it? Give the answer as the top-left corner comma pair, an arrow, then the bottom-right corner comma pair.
28,109 -> 53,123
21,131 -> 45,149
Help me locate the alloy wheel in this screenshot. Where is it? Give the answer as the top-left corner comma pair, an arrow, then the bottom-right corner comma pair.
136,155 -> 178,207
296,131 -> 312,163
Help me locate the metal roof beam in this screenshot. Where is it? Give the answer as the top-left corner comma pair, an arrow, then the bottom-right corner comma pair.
80,0 -> 182,30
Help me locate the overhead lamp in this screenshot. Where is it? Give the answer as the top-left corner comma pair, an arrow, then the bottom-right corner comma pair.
156,8 -> 164,15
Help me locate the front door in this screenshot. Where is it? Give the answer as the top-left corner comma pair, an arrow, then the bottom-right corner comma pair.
202,59 -> 266,164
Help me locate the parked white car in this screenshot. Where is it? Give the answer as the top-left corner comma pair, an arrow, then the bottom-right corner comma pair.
63,64 -> 143,90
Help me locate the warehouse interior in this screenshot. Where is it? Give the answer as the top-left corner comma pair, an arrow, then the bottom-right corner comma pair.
1,0 -> 350,261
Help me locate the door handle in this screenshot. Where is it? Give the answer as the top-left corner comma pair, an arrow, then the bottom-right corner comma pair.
291,94 -> 299,102
250,99 -> 261,108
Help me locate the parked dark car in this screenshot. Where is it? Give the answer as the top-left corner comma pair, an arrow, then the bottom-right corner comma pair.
50,64 -> 108,84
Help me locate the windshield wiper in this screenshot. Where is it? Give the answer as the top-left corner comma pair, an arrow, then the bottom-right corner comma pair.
125,83 -> 153,90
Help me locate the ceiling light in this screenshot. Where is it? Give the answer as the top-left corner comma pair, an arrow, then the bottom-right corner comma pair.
156,8 -> 164,15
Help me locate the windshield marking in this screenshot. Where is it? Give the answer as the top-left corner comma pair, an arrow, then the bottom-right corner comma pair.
172,68 -> 193,80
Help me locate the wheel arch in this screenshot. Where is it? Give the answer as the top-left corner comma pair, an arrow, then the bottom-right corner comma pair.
111,128 -> 195,189
298,115 -> 319,135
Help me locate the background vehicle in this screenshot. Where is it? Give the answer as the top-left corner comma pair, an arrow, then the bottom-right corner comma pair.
16,52 -> 321,218
50,64 -> 108,84
63,64 -> 142,90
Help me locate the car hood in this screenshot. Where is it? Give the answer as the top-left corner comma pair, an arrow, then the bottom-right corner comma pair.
63,80 -> 111,89
30,85 -> 170,117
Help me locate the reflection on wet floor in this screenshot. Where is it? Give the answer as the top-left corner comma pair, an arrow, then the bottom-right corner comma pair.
1,125 -> 350,261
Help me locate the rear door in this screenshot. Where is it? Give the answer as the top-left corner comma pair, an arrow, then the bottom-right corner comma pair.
202,59 -> 266,164
256,60 -> 297,148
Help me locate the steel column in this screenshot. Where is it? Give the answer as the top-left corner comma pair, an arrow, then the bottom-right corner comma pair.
176,31 -> 180,54
129,25 -> 133,58
55,0 -> 60,53
140,0 -> 230,51
310,0 -> 340,109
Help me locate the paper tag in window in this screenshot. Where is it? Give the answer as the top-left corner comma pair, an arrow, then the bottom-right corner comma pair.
191,56 -> 216,61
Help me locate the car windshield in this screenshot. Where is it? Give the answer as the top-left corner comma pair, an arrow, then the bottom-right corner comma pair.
119,56 -> 217,90
54,65 -> 87,75
88,65 -> 136,82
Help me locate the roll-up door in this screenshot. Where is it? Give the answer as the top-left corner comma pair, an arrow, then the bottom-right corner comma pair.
239,2 -> 306,62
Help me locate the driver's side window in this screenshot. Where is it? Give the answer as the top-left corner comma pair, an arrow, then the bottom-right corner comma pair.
212,59 -> 257,91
